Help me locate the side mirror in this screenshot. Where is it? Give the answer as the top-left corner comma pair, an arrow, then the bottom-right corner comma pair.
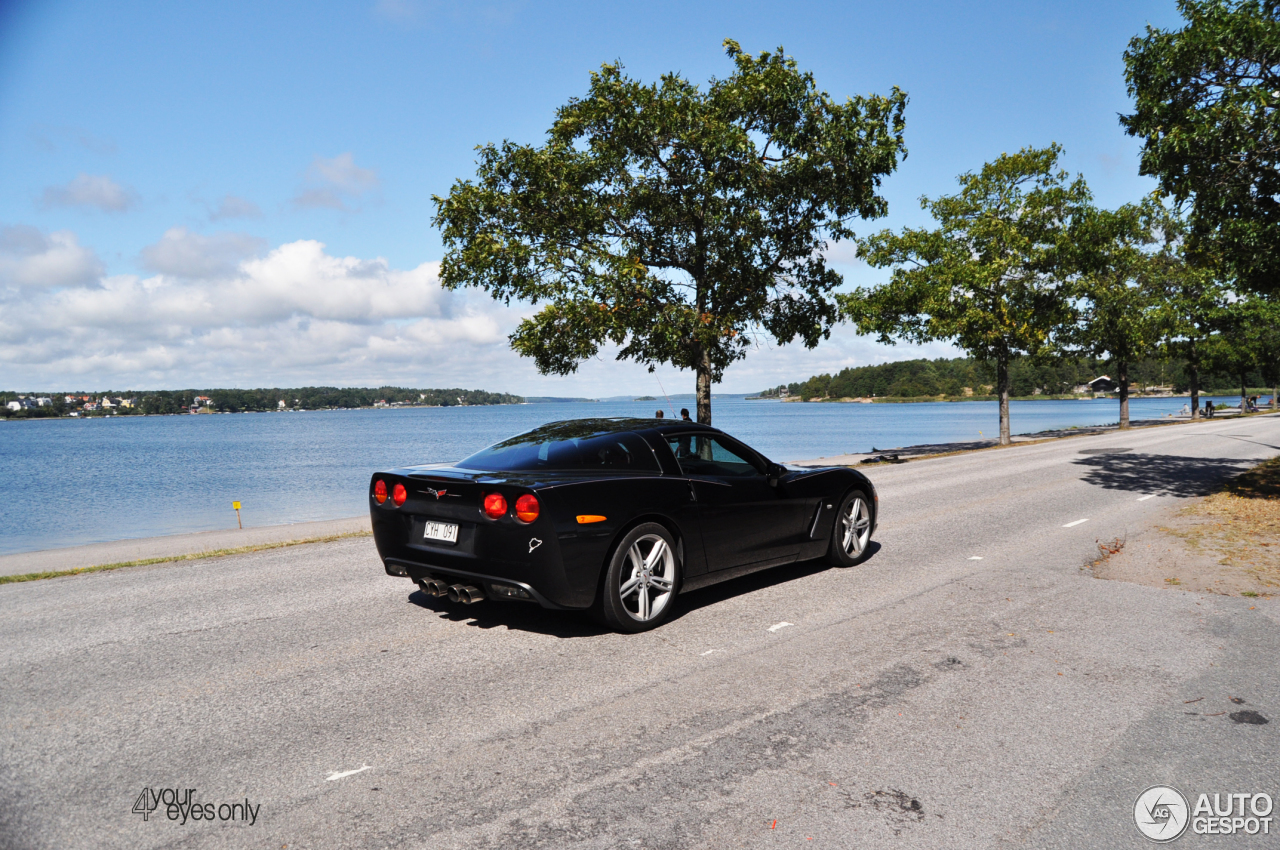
766,462 -> 785,487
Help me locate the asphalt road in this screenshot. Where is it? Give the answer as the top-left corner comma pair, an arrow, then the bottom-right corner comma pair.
2,414 -> 1278,849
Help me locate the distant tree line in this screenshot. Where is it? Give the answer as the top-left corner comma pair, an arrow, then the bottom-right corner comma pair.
782,355 -> 1269,403
0,387 -> 522,419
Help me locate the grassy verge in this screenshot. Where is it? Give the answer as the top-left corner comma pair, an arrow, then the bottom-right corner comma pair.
0,530 -> 372,586
1167,455 -> 1280,589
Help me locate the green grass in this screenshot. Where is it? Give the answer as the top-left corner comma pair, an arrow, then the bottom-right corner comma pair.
0,531 -> 372,585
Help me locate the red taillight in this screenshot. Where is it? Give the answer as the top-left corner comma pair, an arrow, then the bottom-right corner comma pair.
392,483 -> 407,507
515,494 -> 539,523
484,492 -> 507,519
374,479 -> 387,504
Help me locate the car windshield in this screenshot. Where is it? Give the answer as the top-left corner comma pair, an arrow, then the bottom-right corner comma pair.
459,422 -> 661,473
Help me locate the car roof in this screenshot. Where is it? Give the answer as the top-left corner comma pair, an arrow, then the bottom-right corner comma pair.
531,417 -> 720,437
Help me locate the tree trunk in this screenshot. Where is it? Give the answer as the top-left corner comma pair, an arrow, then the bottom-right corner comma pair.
997,355 -> 1011,446
1273,385 -> 1278,411
1188,357 -> 1200,420
1242,374 -> 1248,415
695,346 -> 712,425
1118,359 -> 1130,430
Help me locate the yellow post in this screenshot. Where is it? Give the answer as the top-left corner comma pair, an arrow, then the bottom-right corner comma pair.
232,501 -> 242,529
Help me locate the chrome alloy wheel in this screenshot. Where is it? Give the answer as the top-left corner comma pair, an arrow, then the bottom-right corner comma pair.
617,533 -> 676,622
839,496 -> 872,558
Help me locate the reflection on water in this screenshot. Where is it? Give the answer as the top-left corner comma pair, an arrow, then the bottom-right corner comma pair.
0,395 -> 1247,554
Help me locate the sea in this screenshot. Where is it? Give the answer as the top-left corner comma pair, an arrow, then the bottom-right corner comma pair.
0,395 -> 1252,556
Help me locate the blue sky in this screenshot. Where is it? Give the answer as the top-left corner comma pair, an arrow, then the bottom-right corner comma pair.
0,0 -> 1183,395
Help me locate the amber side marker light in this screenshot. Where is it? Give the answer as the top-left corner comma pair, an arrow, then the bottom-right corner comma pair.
515,494 -> 540,523
576,515 -> 607,524
374,480 -> 388,504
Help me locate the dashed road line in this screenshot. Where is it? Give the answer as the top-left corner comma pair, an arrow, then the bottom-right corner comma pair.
1136,494 -> 1156,501
766,622 -> 794,633
326,765 -> 372,781
1062,518 -> 1089,528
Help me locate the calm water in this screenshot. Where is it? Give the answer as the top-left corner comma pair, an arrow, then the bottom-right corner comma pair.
0,395 -> 1248,555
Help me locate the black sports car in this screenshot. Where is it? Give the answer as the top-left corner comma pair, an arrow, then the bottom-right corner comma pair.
370,418 -> 877,632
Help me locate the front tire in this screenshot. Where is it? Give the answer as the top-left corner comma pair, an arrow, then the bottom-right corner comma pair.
599,523 -> 680,633
827,489 -> 873,566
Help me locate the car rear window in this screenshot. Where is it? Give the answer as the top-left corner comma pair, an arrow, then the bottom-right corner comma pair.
459,430 -> 661,473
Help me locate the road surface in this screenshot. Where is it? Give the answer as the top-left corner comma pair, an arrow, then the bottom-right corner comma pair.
1,414 -> 1278,849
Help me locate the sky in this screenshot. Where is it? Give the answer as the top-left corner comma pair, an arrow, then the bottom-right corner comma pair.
0,0 -> 1185,396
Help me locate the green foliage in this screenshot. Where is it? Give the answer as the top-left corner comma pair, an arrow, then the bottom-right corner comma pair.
782,355 -> 1196,402
1121,0 -> 1280,295
432,39 -> 907,422
1066,201 -> 1166,426
843,145 -> 1095,442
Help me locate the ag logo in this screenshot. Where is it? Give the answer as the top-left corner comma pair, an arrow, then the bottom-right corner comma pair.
1134,785 -> 1190,842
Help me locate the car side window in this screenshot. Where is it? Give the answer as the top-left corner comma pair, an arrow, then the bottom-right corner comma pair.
665,434 -> 761,478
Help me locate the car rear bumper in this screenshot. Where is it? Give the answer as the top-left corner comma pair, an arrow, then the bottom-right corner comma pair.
382,557 -> 575,609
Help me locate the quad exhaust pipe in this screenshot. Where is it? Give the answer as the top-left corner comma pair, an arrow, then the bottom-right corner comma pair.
419,578 -> 451,597
447,584 -> 485,604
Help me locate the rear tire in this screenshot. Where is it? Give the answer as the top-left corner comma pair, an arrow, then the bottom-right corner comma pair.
827,489 -> 873,566
598,523 -> 680,633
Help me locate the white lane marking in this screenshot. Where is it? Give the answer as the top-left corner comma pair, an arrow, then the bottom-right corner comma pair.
968,556 -> 983,560
766,622 -> 794,633
1062,518 -> 1089,528
326,764 -> 372,781
1137,494 -> 1156,501
700,649 -> 719,656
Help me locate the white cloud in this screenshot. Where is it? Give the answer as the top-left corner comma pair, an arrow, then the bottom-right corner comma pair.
39,173 -> 137,212
140,227 -> 267,279
294,153 -> 380,211
373,0 -> 420,23
0,233 -> 526,390
0,226 -> 103,288
209,195 -> 262,221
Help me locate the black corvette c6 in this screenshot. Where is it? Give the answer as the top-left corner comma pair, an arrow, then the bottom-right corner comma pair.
370,418 -> 877,632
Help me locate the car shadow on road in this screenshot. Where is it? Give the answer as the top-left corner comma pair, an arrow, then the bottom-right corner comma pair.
404,542 -> 883,636
671,542 -> 884,621
407,589 -> 610,638
1072,452 -> 1258,497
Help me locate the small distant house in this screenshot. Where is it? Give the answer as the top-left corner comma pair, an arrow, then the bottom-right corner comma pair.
119,398 -> 135,408
6,401 -> 21,411
64,395 -> 78,404
374,399 -> 389,407
35,397 -> 52,407
100,398 -> 115,409
84,402 -> 99,411
1087,376 -> 1118,393
194,396 -> 213,407
278,400 -> 287,409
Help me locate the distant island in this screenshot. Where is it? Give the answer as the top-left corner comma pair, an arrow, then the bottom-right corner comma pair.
633,395 -> 656,401
1,386 -> 523,419
770,356 -> 1258,403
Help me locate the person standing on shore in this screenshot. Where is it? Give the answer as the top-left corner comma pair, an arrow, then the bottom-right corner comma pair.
680,408 -> 692,421
655,410 -> 664,419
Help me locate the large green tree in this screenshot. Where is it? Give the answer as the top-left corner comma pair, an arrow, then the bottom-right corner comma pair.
1146,211 -> 1229,419
432,40 -> 907,424
1206,293 -> 1280,410
1069,204 -> 1163,430
1121,0 -> 1280,296
844,145 -> 1093,445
